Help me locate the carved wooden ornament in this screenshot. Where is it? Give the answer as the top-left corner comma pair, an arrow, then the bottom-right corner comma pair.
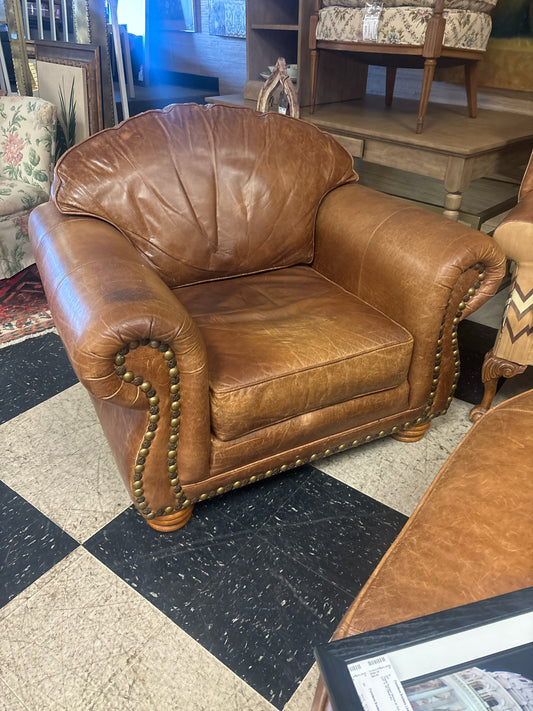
257,57 -> 300,119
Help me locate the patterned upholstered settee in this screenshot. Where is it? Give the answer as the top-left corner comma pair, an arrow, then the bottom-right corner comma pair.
310,0 -> 498,132
315,0 -> 495,49
0,95 -> 57,280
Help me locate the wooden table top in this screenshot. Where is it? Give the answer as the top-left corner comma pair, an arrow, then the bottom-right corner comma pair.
207,93 -> 533,158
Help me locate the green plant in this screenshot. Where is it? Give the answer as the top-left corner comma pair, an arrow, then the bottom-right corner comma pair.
55,77 -> 77,162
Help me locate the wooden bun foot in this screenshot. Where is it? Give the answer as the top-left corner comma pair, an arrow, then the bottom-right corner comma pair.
147,506 -> 194,532
392,421 -> 431,442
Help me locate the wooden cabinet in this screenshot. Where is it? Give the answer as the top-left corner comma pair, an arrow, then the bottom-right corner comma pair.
244,0 -> 366,107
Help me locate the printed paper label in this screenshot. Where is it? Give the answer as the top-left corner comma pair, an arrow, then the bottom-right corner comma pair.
362,15 -> 380,41
348,655 -> 413,711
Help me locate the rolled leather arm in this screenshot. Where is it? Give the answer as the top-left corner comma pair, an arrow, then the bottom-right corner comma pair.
313,184 -> 506,410
30,201 -> 212,494
29,201 -> 209,407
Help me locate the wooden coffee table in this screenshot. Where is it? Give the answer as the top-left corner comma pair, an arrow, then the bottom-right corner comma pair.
207,93 -> 533,221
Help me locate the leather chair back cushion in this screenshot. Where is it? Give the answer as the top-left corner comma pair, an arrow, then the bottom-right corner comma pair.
52,104 -> 356,288
176,266 -> 414,440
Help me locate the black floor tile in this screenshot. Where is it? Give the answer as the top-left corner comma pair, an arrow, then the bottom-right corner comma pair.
186,536 -> 349,708
85,466 -> 406,708
0,332 -> 78,424
259,469 -> 406,595
0,481 -> 78,608
455,319 -> 501,405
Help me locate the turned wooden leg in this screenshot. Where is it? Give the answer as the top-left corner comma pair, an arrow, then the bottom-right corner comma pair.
443,192 -> 463,221
310,48 -> 319,114
469,349 -> 527,422
385,66 -> 397,107
147,506 -> 194,532
464,61 -> 478,118
392,420 -> 431,442
309,13 -> 319,114
416,58 -> 436,134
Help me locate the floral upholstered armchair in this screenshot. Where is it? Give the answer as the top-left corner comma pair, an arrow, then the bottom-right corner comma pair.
0,95 -> 57,280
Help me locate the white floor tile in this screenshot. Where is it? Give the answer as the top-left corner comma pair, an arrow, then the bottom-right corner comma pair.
314,399 -> 473,516
283,663 -> 321,711
1,384 -> 131,542
0,548 -> 276,711
466,288 -> 507,329
0,681 -> 28,711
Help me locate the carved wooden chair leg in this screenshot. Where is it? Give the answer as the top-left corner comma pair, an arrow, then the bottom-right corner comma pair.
385,66 -> 397,107
469,349 -> 527,422
416,58 -> 436,133
309,13 -> 319,115
464,61 -> 478,118
310,49 -> 319,114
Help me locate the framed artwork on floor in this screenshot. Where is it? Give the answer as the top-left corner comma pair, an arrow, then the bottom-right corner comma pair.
36,60 -> 90,145
315,587 -> 533,711
33,40 -> 103,136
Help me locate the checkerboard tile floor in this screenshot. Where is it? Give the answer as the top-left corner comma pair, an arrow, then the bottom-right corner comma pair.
1,331 -> 530,710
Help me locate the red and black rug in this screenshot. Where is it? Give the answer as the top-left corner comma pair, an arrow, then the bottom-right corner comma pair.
0,265 -> 54,348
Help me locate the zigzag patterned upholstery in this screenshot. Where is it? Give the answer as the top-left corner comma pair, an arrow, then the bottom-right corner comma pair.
469,151 -> 533,421
492,152 -> 533,366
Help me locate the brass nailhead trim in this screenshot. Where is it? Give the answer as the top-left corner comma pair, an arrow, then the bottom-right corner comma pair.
114,340 -> 185,520
417,262 -> 485,422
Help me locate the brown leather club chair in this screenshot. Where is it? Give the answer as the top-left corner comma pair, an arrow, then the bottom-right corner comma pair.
29,103 -> 505,532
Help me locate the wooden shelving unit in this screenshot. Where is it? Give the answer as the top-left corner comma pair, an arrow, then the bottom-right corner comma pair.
250,25 -> 300,31
244,0 -> 365,107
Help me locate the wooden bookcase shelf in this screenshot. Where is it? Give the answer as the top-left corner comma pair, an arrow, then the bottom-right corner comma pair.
245,0 -> 368,107
251,24 -> 299,31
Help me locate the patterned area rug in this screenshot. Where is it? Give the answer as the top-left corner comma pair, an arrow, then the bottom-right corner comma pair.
0,265 -> 54,348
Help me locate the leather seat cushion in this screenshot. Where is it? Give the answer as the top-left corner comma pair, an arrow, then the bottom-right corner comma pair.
176,266 -> 413,441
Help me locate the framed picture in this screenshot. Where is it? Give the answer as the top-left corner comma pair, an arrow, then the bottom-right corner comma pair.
208,0 -> 246,38
36,60 -> 90,144
151,0 -> 199,32
33,40 -> 103,136
315,587 -> 533,711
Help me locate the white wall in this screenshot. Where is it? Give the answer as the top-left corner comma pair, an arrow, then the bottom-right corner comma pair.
118,0 -> 145,38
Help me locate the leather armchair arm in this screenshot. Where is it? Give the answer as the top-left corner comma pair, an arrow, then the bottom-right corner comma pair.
313,183 -> 506,410
29,202 -> 211,488
30,202 -> 208,402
